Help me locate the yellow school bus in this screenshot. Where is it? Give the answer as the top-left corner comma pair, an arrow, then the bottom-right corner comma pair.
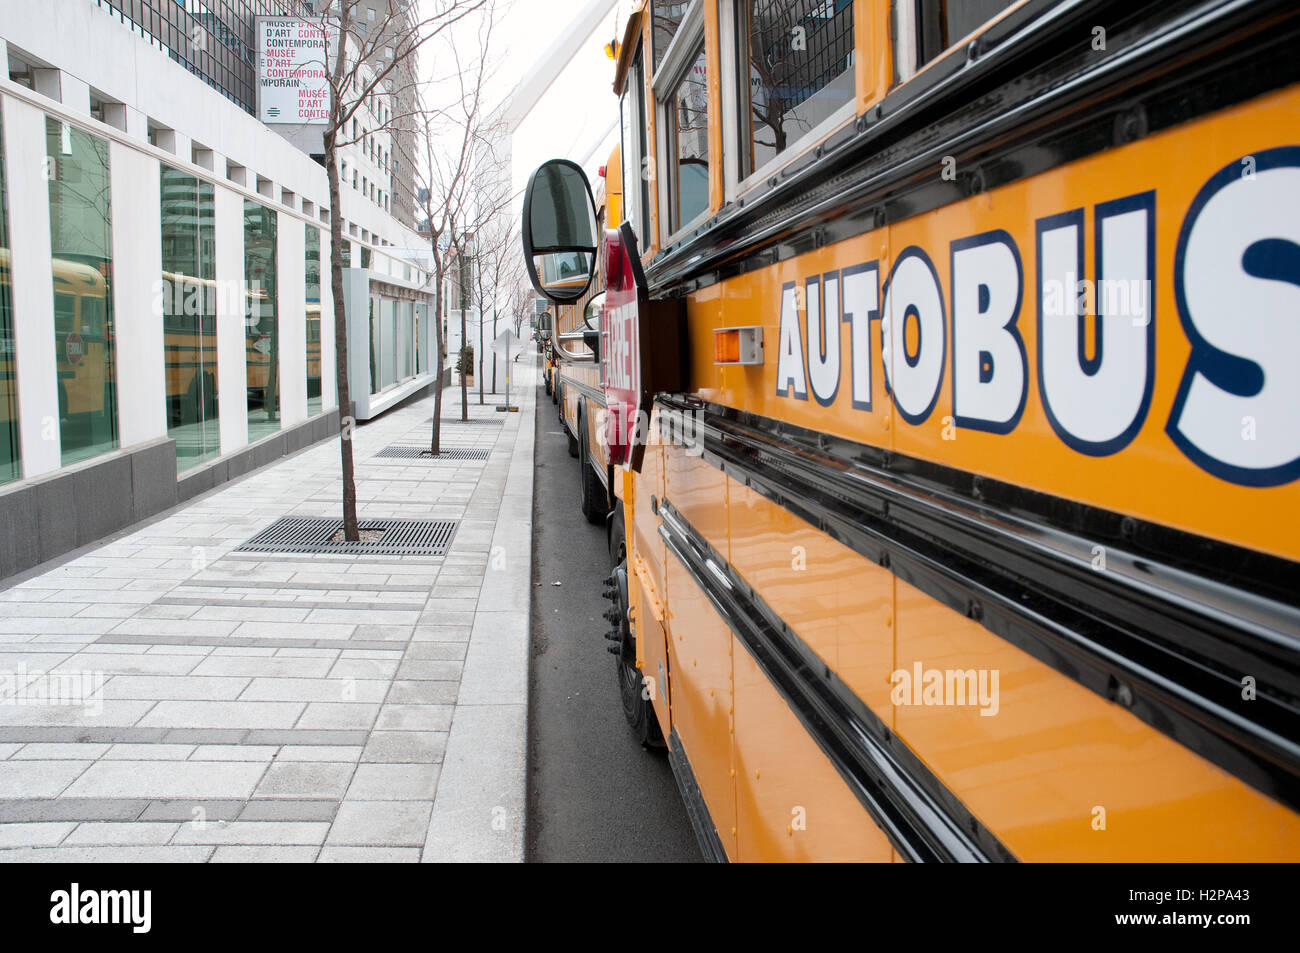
523,0 -> 1300,861
547,161 -> 618,524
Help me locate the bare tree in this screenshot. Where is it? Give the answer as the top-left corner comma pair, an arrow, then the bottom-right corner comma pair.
414,1 -> 513,439
307,0 -> 483,539
469,214 -> 523,397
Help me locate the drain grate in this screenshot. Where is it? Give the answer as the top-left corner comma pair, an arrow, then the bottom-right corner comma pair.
430,416 -> 503,426
235,517 -> 459,556
375,445 -> 490,461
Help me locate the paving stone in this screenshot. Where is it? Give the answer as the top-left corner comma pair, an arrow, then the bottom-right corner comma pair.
345,763 -> 440,801
275,746 -> 362,762
104,744 -> 195,760
294,703 -> 379,731
361,732 -> 447,764
252,762 -> 354,800
9,743 -> 112,760
242,729 -> 369,746
62,822 -> 179,846
240,678 -> 388,704
238,799 -> 339,821
317,846 -> 419,863
103,676 -> 249,701
138,799 -> 244,822
325,800 -> 433,847
190,745 -> 279,762
0,845 -> 215,862
0,798 -> 148,822
374,705 -> 454,732
396,660 -> 464,681
191,656 -> 334,678
139,701 -> 305,730
404,642 -> 468,661
210,845 -> 320,862
0,822 -> 76,847
386,680 -> 459,705
170,820 -> 331,846
62,761 -> 266,799
410,625 -> 472,643
0,760 -> 90,798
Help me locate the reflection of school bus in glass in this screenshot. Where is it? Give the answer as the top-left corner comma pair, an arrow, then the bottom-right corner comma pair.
523,0 -> 1300,861
306,297 -> 321,408
245,271 -> 278,419
48,254 -> 115,438
161,271 -> 218,429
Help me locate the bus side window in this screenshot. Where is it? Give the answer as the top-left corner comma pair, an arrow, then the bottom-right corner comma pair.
54,292 -> 76,336
620,48 -> 652,250
895,0 -> 1019,81
80,297 -> 104,340
732,0 -> 856,185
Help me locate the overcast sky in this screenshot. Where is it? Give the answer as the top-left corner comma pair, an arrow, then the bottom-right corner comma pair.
412,0 -> 624,233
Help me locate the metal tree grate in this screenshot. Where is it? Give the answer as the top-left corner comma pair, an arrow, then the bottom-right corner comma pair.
375,445 -> 490,461
235,517 -> 459,556
430,416 -> 503,426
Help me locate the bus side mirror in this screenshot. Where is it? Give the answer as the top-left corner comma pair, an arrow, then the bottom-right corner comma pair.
522,159 -> 598,304
537,312 -> 552,343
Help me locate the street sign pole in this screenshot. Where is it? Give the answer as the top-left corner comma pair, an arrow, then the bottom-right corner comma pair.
492,328 -> 518,413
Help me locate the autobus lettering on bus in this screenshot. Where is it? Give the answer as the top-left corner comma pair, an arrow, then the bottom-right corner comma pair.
772,159 -> 1300,488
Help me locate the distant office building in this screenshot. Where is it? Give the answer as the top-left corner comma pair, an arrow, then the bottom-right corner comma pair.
0,0 -> 438,580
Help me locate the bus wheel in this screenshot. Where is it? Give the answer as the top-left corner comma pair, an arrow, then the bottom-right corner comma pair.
565,406 -> 579,458
578,409 -> 607,525
605,513 -> 664,749
544,369 -> 551,396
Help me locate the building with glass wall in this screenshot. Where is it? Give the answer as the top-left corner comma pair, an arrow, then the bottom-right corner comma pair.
0,0 -> 436,580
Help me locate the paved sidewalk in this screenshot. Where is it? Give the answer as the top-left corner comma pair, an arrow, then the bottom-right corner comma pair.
0,362 -> 536,862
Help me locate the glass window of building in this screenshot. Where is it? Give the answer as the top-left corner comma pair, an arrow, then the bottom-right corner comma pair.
305,224 -> 322,416
160,165 -> 219,470
736,0 -> 855,181
0,110 -> 19,484
46,118 -> 118,466
415,303 -> 427,376
399,301 -> 414,380
244,199 -> 279,442
369,295 -> 380,395
380,298 -> 397,389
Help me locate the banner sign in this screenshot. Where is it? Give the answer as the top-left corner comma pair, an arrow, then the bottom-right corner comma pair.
257,17 -> 331,124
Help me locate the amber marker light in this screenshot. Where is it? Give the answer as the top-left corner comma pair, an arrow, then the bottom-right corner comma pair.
713,326 -> 764,366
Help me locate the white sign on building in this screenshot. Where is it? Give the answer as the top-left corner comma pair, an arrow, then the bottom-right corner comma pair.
257,17 -> 331,125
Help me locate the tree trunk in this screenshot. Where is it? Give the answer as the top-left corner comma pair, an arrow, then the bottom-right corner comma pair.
326,130 -> 360,541
478,306 -> 484,405
460,309 -> 468,421
429,255 -> 444,455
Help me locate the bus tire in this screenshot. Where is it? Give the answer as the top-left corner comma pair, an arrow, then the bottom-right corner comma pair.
565,400 -> 579,458
578,406 -> 607,525
607,511 -> 664,749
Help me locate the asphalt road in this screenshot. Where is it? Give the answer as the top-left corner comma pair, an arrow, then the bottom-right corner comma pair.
526,361 -> 700,863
